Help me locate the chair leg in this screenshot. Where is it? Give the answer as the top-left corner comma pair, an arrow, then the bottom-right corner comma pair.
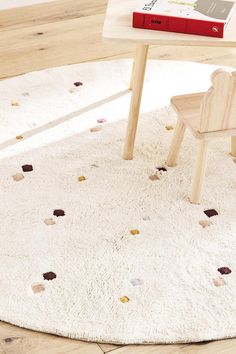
166,118 -> 186,167
190,140 -> 209,204
231,136 -> 236,157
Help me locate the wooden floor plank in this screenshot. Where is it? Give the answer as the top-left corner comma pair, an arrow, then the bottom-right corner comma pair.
108,340 -> 236,354
105,344 -> 187,354
0,0 -> 107,31
0,13 -> 135,79
98,343 -> 122,353
0,322 -> 104,354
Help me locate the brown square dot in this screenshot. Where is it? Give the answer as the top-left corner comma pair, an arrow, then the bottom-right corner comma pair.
53,209 -> 65,217
22,165 -> 33,172
204,209 -> 218,218
74,81 -> 83,87
43,272 -> 57,281
218,267 -> 232,275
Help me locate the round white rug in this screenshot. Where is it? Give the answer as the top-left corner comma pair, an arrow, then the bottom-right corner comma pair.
1,59 -> 236,344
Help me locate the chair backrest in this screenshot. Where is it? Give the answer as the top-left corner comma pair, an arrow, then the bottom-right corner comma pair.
200,69 -> 236,133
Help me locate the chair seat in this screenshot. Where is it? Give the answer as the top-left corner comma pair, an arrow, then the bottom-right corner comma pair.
171,93 -> 204,138
171,92 -> 204,118
171,92 -> 236,139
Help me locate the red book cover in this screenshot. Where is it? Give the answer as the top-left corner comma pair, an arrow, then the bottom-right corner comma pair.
133,0 -> 235,38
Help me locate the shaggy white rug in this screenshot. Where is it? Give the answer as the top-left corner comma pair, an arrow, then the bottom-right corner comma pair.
1,59 -> 236,344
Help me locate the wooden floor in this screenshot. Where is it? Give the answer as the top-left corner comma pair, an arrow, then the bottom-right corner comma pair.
0,1 -> 236,353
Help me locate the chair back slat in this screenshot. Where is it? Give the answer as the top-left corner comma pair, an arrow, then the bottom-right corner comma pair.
200,69 -> 236,133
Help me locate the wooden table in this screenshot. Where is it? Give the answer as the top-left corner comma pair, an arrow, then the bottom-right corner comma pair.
103,0 -> 236,160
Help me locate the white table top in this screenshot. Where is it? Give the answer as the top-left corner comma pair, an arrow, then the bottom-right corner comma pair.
103,0 -> 236,47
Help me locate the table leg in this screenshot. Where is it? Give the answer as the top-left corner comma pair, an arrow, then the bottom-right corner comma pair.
129,60 -> 135,90
231,136 -> 236,157
123,44 -> 149,160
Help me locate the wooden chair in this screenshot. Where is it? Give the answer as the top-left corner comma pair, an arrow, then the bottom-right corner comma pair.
166,68 -> 236,204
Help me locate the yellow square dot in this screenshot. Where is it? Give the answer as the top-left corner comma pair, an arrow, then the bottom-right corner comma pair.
120,296 -> 130,303
165,125 -> 174,131
78,176 -> 86,182
130,229 -> 140,235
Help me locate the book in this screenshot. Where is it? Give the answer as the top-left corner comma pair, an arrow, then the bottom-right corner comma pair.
133,0 -> 235,38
